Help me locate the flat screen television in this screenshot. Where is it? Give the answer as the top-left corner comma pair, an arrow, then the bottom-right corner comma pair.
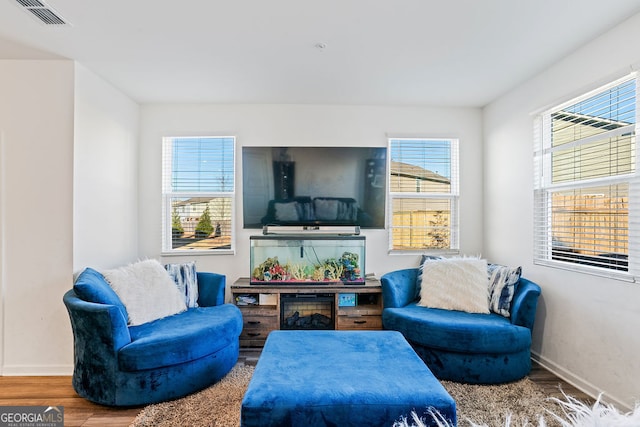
242,146 -> 387,229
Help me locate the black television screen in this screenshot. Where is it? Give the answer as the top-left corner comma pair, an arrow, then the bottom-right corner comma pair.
242,146 -> 387,229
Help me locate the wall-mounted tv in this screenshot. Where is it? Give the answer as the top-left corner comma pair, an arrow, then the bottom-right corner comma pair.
242,146 -> 387,229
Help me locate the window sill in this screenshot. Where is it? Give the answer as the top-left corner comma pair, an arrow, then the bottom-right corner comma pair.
387,249 -> 460,256
534,259 -> 636,283
162,249 -> 235,256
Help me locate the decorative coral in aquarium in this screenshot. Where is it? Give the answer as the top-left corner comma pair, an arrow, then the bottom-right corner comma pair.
250,235 -> 365,284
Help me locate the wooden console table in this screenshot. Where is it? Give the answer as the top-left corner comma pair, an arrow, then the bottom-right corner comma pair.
231,277 -> 383,347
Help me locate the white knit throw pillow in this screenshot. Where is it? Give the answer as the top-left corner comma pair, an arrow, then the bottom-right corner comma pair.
103,259 -> 187,326
417,257 -> 489,314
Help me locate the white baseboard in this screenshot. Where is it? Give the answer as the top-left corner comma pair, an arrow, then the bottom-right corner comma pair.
1,364 -> 73,376
532,351 -> 632,412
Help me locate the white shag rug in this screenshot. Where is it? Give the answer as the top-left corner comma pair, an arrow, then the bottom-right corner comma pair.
131,364 -> 639,427
394,393 -> 640,427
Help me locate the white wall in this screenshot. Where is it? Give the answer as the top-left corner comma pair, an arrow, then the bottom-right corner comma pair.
73,63 -> 140,272
0,60 -> 139,375
139,104 -> 483,289
484,12 -> 640,410
0,60 -> 74,374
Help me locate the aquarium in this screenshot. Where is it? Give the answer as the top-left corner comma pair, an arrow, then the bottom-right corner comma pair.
250,235 -> 366,284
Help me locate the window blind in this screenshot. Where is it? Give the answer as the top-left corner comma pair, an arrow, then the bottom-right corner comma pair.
388,138 -> 459,252
163,137 -> 234,193
534,75 -> 639,278
162,136 -> 235,253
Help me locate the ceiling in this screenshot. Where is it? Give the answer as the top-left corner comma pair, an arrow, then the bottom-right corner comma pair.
1,0 -> 640,107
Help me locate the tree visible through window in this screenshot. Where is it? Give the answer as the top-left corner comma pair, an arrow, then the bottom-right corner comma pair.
388,138 -> 459,252
162,136 -> 235,252
534,75 -> 638,275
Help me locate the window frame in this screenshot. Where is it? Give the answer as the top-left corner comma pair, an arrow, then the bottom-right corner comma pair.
387,137 -> 460,254
161,136 -> 236,255
533,74 -> 639,281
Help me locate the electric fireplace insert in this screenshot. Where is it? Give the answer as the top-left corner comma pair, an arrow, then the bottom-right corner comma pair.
280,293 -> 335,330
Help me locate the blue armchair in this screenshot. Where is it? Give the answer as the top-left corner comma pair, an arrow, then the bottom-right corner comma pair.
381,268 -> 541,384
63,268 -> 243,406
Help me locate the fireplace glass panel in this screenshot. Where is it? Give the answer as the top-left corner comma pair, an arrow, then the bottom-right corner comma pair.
280,294 -> 335,330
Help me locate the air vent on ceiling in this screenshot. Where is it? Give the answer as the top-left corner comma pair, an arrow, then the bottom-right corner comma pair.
15,0 -> 68,25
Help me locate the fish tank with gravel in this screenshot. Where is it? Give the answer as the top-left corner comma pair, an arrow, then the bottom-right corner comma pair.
250,234 -> 365,285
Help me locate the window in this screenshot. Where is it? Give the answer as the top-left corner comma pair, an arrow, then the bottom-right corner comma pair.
162,136 -> 235,253
533,74 -> 638,278
388,138 -> 459,252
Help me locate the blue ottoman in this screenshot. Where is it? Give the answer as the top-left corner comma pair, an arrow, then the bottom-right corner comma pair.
241,330 -> 456,427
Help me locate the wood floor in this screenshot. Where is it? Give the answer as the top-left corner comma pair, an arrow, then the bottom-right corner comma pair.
0,352 -> 592,427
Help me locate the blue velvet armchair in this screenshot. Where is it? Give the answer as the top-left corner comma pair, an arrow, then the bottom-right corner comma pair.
381,268 -> 541,384
63,268 -> 243,406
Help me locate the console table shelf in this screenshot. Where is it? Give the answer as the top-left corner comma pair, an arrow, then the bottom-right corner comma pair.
232,277 -> 383,347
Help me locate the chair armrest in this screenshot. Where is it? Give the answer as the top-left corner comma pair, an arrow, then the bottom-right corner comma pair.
196,272 -> 226,306
63,290 -> 131,354
381,268 -> 419,309
510,278 -> 541,331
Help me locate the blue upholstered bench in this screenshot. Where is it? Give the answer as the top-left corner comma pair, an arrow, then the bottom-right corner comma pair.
241,330 -> 456,427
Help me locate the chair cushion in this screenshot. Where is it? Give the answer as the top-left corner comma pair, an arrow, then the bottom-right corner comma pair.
417,257 -> 489,314
103,259 -> 187,326
274,201 -> 299,221
488,263 -> 522,317
383,303 -> 531,353
119,304 -> 242,371
313,197 -> 358,221
73,268 -> 128,320
416,255 -> 443,300
165,261 -> 199,308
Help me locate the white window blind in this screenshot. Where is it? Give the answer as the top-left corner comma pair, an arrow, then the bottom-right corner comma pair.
533,74 -> 639,279
162,136 -> 235,253
388,138 -> 459,252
